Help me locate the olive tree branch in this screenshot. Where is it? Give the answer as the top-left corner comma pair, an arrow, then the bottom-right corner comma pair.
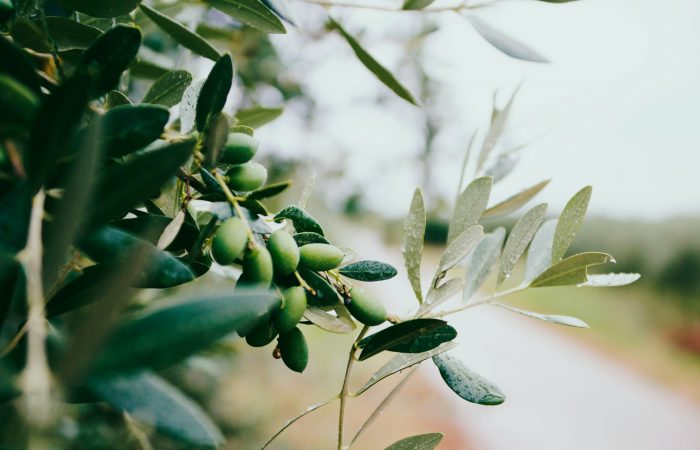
338,325 -> 369,450
260,395 -> 339,449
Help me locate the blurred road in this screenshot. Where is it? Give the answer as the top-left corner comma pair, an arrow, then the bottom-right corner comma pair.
345,224 -> 700,450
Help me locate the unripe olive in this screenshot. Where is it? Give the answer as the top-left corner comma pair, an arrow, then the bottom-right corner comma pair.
299,243 -> 344,271
274,286 -> 307,333
238,246 -> 274,287
226,162 -> 267,192
221,132 -> 259,164
346,287 -> 387,326
245,319 -> 278,347
278,327 -> 308,373
211,217 -> 248,266
267,231 -> 300,276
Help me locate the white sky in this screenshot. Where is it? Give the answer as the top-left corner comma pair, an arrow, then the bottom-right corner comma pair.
257,0 -> 700,220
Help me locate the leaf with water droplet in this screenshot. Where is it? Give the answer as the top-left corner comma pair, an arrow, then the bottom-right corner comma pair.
552,186 -> 592,263
497,203 -> 547,286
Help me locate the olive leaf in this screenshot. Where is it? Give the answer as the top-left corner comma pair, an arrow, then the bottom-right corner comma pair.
105,90 -> 131,108
45,16 -> 102,51
433,354 -> 505,405
578,273 -> 640,287
143,70 -> 193,107
206,0 -> 286,34
78,25 -> 141,97
273,205 -> 324,235
293,232 -> 330,246
466,15 -> 549,63
437,225 -> 483,275
339,260 -> 398,282
524,219 -> 557,284
90,289 -> 280,375
497,203 -> 547,286
113,214 -> 199,252
0,35 -> 42,94
139,4 -> 220,62
551,186 -> 592,263
384,433 -> 444,450
202,112 -> 230,168
476,85 -> 521,173
462,227 -> 505,302
328,17 -> 417,106
297,267 -> 340,307
358,319 -> 457,361
354,342 -> 457,396
448,176 -> 492,244
196,54 -> 233,132
402,0 -> 436,10
402,188 -> 426,303
530,252 -> 614,287
59,0 -> 143,18
247,181 -> 292,200
11,18 -> 51,53
88,371 -> 224,448
99,104 -> 169,157
304,306 -> 355,334
418,278 -> 463,317
482,180 -> 550,219
494,303 -> 589,328
235,105 -> 284,128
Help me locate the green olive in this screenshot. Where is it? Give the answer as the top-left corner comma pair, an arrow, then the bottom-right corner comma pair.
299,243 -> 344,271
220,132 -> 259,165
245,319 -> 278,347
211,217 -> 248,266
226,162 -> 268,192
346,287 -> 387,326
278,327 -> 308,373
267,230 -> 300,276
273,286 -> 307,333
238,246 -> 274,287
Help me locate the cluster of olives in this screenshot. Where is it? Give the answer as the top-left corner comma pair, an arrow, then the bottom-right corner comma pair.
208,131 -> 388,373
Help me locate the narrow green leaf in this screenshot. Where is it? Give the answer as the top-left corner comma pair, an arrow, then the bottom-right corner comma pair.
482,180 -> 550,219
206,0 -> 286,34
195,54 -> 233,132
247,180 -> 292,200
45,16 -> 103,51
90,289 -> 280,375
105,90 -> 131,108
59,0 -> 142,18
462,227 -> 505,302
497,203 -> 547,286
143,70 -> 193,107
358,319 -> 456,361
100,104 -> 169,157
433,354 -> 505,405
579,273 -> 640,287
89,138 -> 196,228
304,306 -> 355,334
402,0 -> 436,10
466,15 -> 549,63
417,278 -> 463,317
339,260 -> 398,282
297,266 -> 340,307
384,433 -> 444,450
113,215 -> 199,252
293,232 -> 330,246
329,18 -> 417,106
438,225 -> 483,274
180,79 -> 205,133
89,371 -> 224,448
551,186 -> 592,263
494,303 -> 589,328
524,219 -> 557,283
130,58 -> 170,80
11,18 -> 51,53
402,188 -> 426,303
235,105 -> 284,128
448,176 -> 492,244
202,112 -> 230,168
273,205 -> 324,235
139,4 -> 220,61
476,86 -> 520,173
355,342 -> 456,396
530,252 -> 615,287
78,25 -> 141,97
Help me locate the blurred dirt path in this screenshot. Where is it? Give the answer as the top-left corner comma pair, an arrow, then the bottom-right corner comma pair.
344,223 -> 700,450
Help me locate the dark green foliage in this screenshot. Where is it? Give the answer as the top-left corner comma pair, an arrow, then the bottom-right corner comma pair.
274,205 -> 324,235
358,319 -> 456,361
99,104 -> 169,157
196,54 -> 233,132
339,260 -> 398,282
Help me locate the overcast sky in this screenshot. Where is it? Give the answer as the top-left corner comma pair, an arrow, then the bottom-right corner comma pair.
256,0 -> 700,221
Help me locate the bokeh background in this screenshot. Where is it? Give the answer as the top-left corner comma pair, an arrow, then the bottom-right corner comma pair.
133,0 -> 700,448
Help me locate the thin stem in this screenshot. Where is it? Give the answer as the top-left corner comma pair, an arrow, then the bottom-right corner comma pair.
294,271 -> 315,293
425,285 -> 524,319
349,366 -> 419,448
213,170 -> 257,245
260,396 -> 339,449
338,325 -> 369,450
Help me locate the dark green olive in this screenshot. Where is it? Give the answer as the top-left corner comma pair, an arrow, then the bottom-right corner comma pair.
245,319 -> 278,347
346,287 -> 387,326
238,245 -> 274,287
220,132 -> 259,164
299,243 -> 344,271
278,327 -> 308,373
267,230 -> 300,276
226,162 -> 267,192
273,286 -> 307,333
211,217 -> 248,266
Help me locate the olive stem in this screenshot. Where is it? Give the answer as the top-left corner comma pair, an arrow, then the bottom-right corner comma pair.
213,170 -> 258,246
338,325 -> 369,450
423,285 -> 525,319
294,270 -> 315,294
260,395 -> 339,449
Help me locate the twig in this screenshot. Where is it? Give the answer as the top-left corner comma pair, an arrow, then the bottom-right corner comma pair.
260,396 -> 339,449
338,325 -> 369,450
